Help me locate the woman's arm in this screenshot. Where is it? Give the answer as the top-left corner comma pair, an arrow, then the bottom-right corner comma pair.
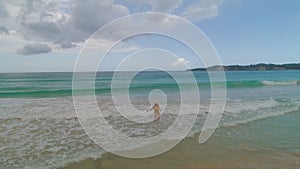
146,106 -> 154,112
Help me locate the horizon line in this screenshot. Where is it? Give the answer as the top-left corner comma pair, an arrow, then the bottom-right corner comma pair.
1,62 -> 299,74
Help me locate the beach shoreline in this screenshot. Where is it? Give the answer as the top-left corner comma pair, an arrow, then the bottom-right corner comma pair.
1,71 -> 300,169
60,128 -> 300,169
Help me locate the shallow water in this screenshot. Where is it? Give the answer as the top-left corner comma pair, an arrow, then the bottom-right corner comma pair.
61,111 -> 300,169
0,71 -> 300,168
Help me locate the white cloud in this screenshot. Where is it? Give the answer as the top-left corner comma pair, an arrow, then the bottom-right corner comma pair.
0,31 -> 26,52
81,38 -> 141,54
126,0 -> 223,22
127,0 -> 182,13
150,0 -> 182,12
70,0 -> 129,33
181,0 -> 223,22
172,58 -> 190,68
0,0 -> 225,55
113,45 -> 141,53
17,43 -> 52,55
59,41 -> 76,49
6,3 -> 22,18
0,0 -> 130,54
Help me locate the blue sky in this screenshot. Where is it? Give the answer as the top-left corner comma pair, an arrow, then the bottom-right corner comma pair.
0,0 -> 299,72
198,0 -> 300,65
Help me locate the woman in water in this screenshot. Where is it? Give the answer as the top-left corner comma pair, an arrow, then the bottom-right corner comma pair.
147,103 -> 161,122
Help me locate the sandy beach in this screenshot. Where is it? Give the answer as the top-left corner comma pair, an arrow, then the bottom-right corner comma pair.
61,127 -> 300,169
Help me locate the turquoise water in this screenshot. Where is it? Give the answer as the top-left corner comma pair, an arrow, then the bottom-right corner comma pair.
0,70 -> 300,168
0,70 -> 299,98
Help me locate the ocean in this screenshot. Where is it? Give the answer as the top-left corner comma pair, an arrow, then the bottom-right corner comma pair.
0,70 -> 300,169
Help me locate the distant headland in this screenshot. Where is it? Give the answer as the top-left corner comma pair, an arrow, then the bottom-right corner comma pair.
189,63 -> 300,71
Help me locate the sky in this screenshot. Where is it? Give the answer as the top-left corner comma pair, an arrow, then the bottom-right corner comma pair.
0,0 -> 299,72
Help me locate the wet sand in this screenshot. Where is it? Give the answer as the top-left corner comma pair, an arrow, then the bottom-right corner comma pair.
60,133 -> 300,169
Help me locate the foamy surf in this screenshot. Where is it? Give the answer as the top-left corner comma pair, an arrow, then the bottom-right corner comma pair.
262,80 -> 300,86
1,71 -> 300,168
1,96 -> 300,169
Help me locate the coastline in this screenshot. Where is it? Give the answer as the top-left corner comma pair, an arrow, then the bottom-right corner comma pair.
189,63 -> 300,71
60,121 -> 300,169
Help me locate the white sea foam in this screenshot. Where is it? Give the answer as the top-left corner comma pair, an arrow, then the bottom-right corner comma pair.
224,98 -> 279,114
262,80 -> 298,86
0,96 -> 299,168
222,99 -> 300,127
222,106 -> 299,127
